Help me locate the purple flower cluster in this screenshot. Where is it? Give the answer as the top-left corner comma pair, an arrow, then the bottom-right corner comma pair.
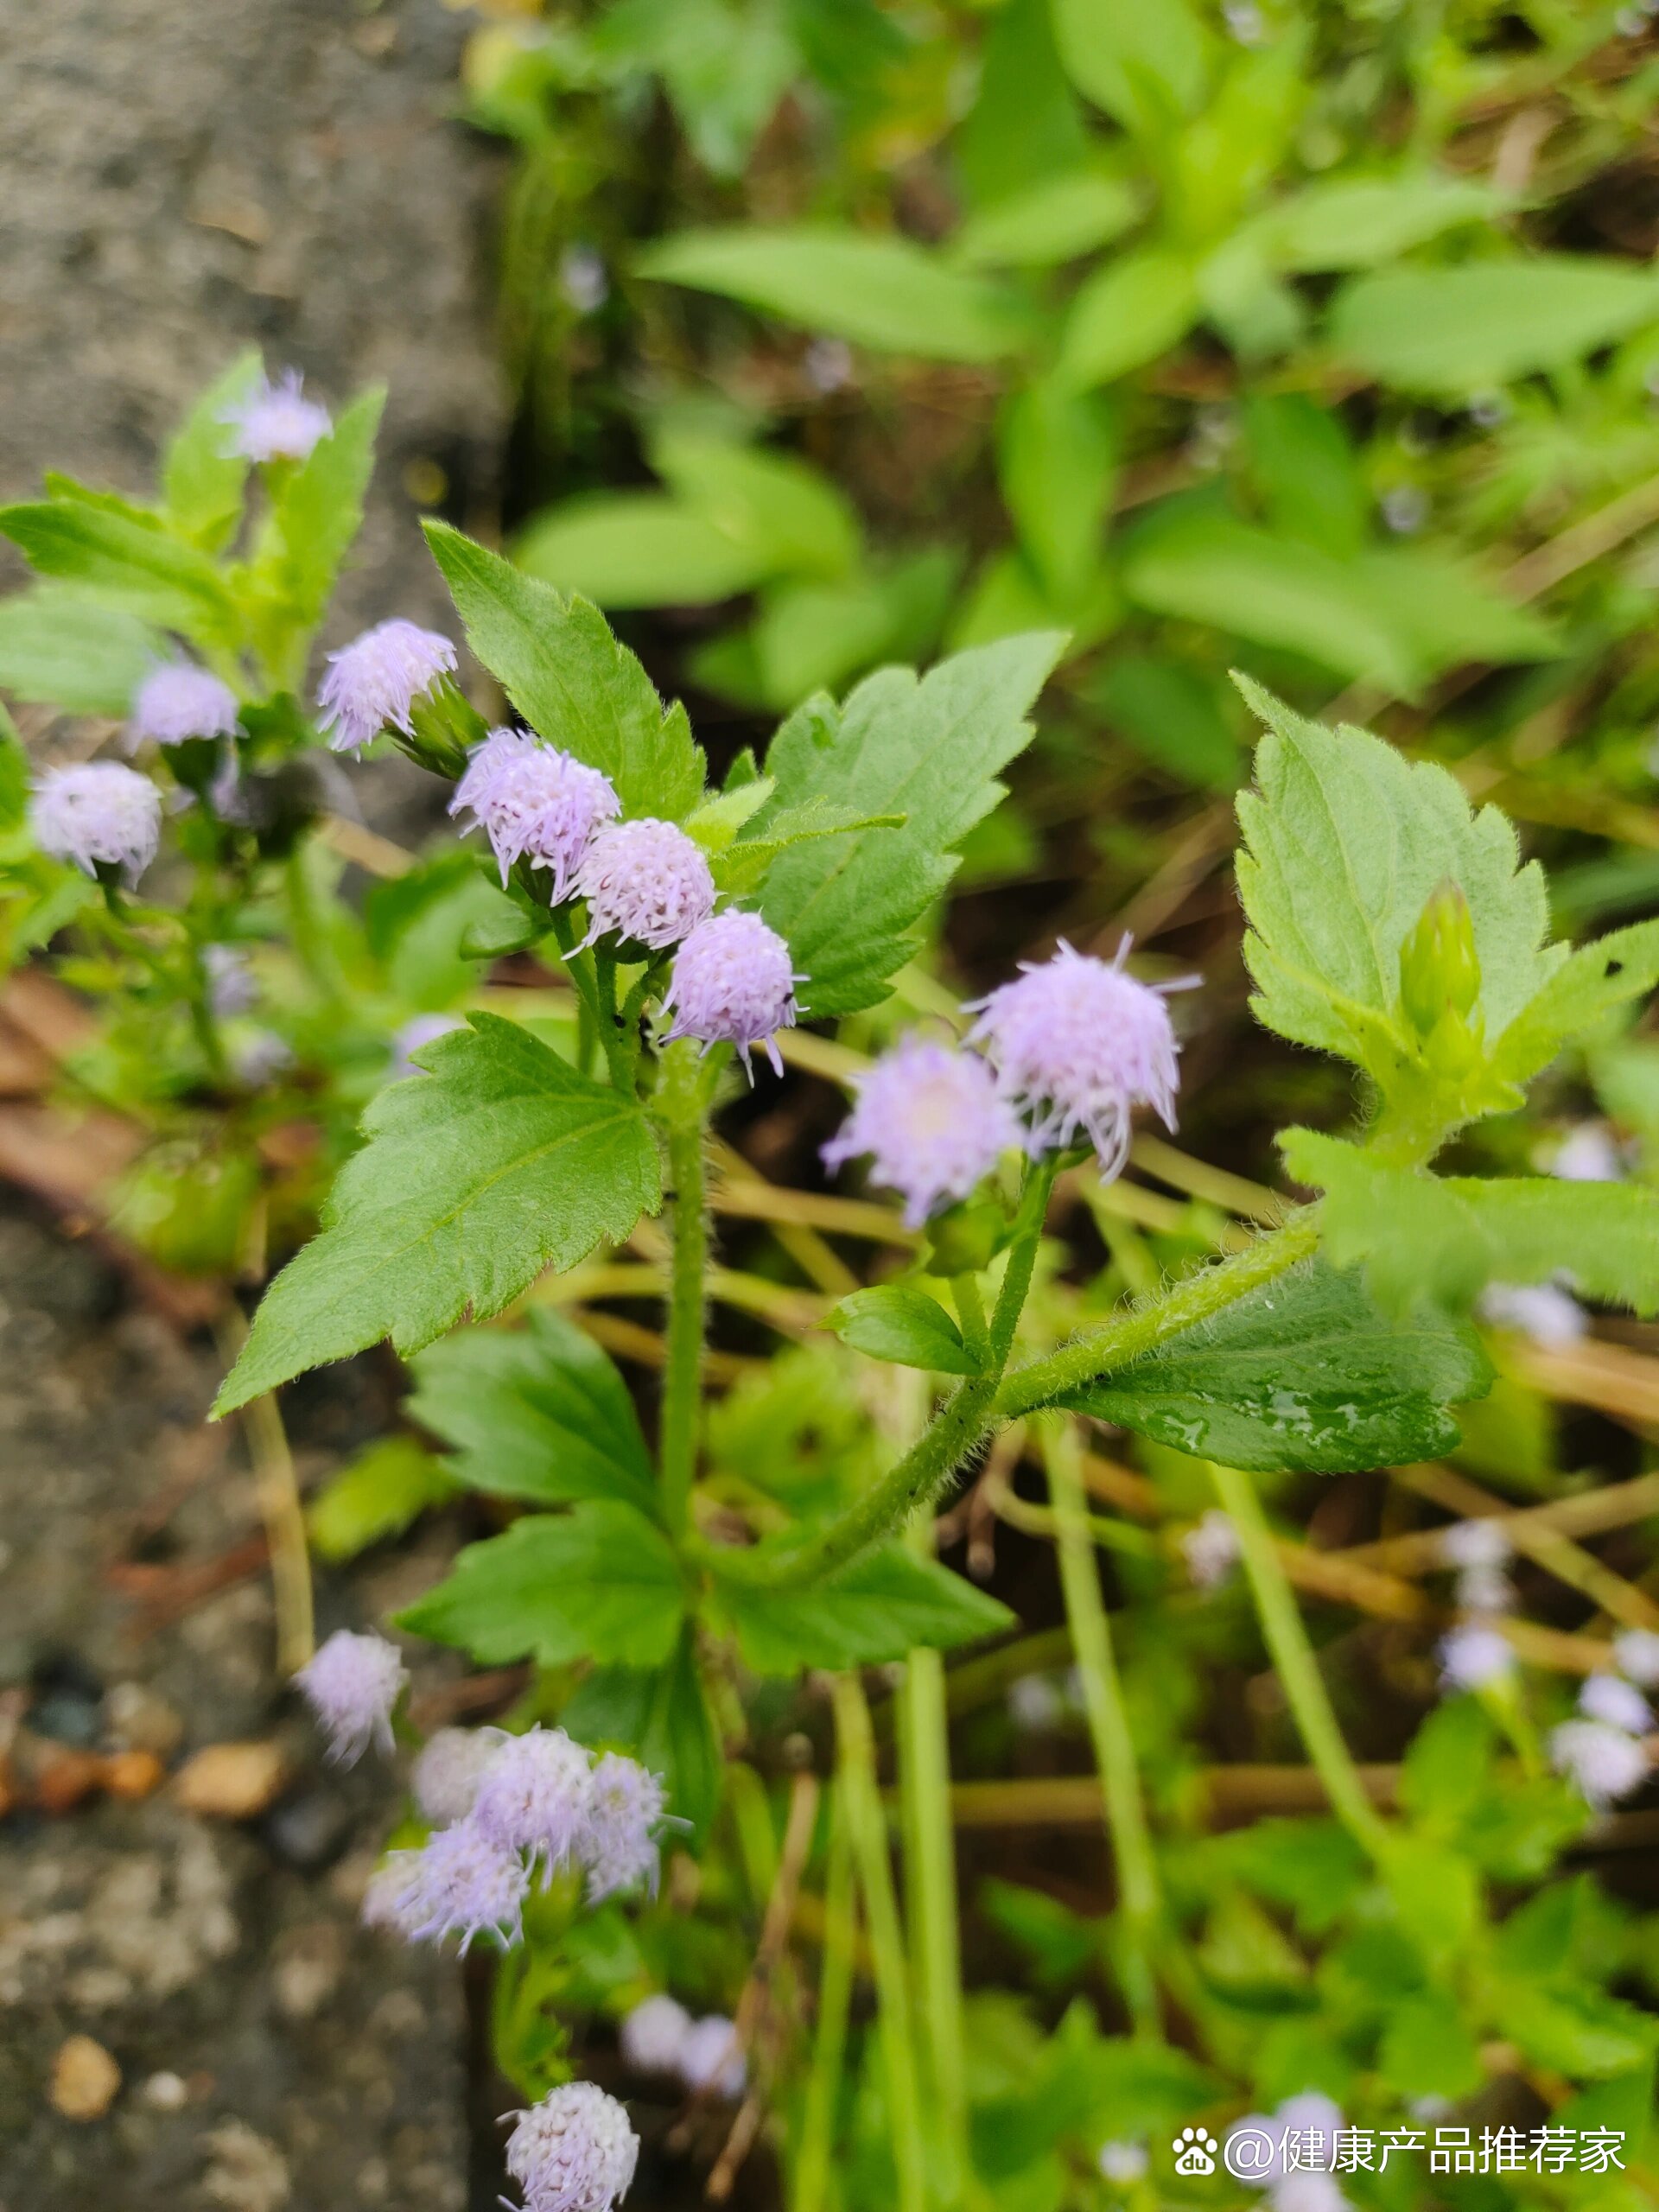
577,818 -> 715,950
319,620 -> 459,754
619,1996 -> 746,2099
129,663 -> 241,749
504,2082 -> 639,2212
450,728 -> 619,894
31,761 -> 163,884
823,1036 -> 1018,1228
822,941 -> 1190,1226
295,1628 -> 408,1764
223,368 -> 331,464
968,939 -> 1183,1179
663,909 -> 799,1077
364,1726 -> 668,1955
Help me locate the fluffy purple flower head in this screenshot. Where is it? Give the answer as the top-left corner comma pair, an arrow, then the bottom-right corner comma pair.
576,819 -> 715,951
295,1627 -> 407,1764
129,662 -> 241,749
319,620 -> 459,754
1580,1674 -> 1654,1735
1478,1280 -> 1586,1350
504,2082 -> 639,2212
678,2015 -> 745,2100
413,1726 -> 504,1827
619,1993 -> 692,2076
969,940 -> 1183,1178
232,1029 -> 295,1088
450,728 -> 620,893
31,761 -> 162,883
471,1726 -> 594,1873
662,910 -> 799,1077
1437,1623 -> 1514,1695
369,1816 -> 531,1950
223,368 -> 331,464
1551,1719 -> 1650,1808
579,1752 -> 665,1903
822,1036 -> 1020,1229
1440,1519 -> 1510,1573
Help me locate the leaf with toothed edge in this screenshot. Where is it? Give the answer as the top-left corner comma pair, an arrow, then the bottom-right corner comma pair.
424,522 -> 705,821
213,1014 -> 659,1414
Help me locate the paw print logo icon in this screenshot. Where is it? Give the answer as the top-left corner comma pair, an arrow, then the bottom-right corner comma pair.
1173,2127 -> 1218,2177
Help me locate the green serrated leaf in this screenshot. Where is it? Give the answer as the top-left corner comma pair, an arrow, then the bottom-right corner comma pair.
426,523 -> 705,819
1234,677 -> 1560,1083
162,350 -> 262,550
0,499 -> 242,652
213,1014 -> 660,1413
0,588 -> 162,717
715,798 -> 906,899
407,1306 -> 658,1516
1282,1129 -> 1659,1318
824,1283 -> 981,1375
1491,918 -> 1659,1088
396,1502 -> 685,1668
563,1627 -> 722,1839
305,1435 -> 458,1565
754,632 -> 1064,1016
1052,1258 -> 1490,1473
684,776 -> 776,853
715,1543 -> 1013,1672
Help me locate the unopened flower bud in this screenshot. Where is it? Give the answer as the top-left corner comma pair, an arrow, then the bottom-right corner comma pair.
222,368 -> 331,465
504,2081 -> 639,2212
1398,880 -> 1481,1040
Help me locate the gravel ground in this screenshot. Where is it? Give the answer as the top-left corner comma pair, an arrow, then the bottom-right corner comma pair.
0,1196 -> 474,2209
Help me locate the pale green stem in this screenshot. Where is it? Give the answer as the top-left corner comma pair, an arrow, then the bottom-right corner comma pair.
898,1635 -> 968,2196
1045,1421 -> 1160,2036
656,1040 -> 709,1538
792,1799 -> 855,2212
1208,1459 -> 1392,1862
834,1674 -> 927,2212
995,1215 -> 1318,1421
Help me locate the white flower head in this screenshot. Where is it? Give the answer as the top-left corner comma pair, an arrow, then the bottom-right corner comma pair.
504,2081 -> 639,2212
1579,1675 -> 1654,1736
1550,1719 -> 1650,1808
619,1993 -> 692,2076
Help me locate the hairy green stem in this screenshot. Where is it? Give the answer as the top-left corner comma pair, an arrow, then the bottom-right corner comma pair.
704,1203 -> 1315,1592
995,1213 -> 1319,1421
1208,1459 -> 1392,1862
990,1156 -> 1057,1365
1046,1421 -> 1160,2036
792,1801 -> 855,2212
951,1274 -> 989,1363
657,1041 -> 709,1537
834,1674 -> 927,2212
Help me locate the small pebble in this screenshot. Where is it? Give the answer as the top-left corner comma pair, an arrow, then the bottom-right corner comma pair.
50,2033 -> 122,2120
173,1741 -> 289,1820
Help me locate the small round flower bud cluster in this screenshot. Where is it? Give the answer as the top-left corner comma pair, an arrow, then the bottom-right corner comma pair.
619,1995 -> 745,2099
1440,1517 -> 1515,1618
319,620 -> 460,755
295,1628 -> 408,1764
450,728 -> 620,895
223,368 -> 331,464
504,2081 -> 639,2212
31,761 -> 163,883
129,663 -> 241,749
663,910 -> 799,1077
203,944 -> 257,1020
968,939 -> 1184,1179
1550,1719 -> 1650,1810
577,819 -> 715,951
365,1727 -> 668,1954
1180,1509 -> 1240,1593
1224,2094 -> 1348,2212
822,1036 -> 1020,1228
1437,1623 -> 1515,1695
